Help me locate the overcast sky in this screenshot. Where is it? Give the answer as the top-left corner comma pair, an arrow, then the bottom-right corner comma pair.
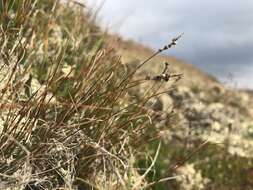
86,0 -> 253,89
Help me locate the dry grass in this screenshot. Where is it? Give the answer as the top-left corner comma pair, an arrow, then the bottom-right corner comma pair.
0,1 -> 182,189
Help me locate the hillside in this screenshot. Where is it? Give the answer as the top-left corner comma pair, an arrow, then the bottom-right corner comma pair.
108,35 -> 253,189
0,1 -> 253,190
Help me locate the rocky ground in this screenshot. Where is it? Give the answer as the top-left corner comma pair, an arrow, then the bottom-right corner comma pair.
111,36 -> 253,189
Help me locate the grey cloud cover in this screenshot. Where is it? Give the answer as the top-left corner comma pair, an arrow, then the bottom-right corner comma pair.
86,0 -> 253,89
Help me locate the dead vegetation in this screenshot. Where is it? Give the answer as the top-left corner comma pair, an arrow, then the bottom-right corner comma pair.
0,1 -> 182,189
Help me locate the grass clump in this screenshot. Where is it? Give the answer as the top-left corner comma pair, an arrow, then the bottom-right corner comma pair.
0,1 -> 173,189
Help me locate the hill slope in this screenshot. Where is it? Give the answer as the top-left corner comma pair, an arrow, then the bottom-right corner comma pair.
108,35 -> 253,189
